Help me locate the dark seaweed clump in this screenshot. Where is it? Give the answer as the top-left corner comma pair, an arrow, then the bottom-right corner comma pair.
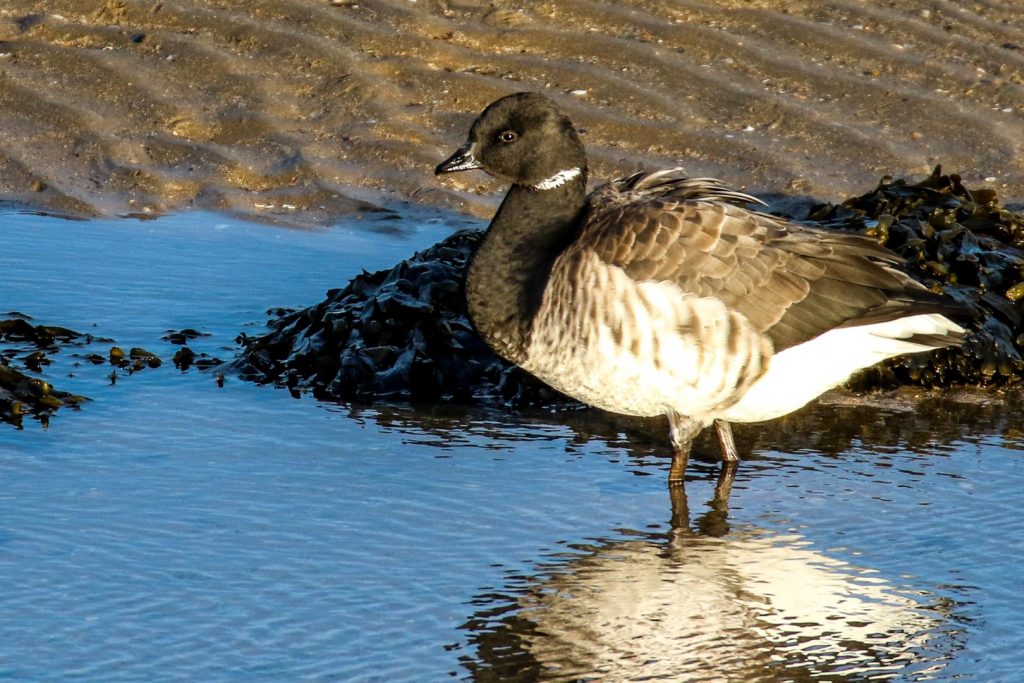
0,361 -> 88,428
236,168 -> 1024,404
162,328 -> 224,372
233,230 -> 560,405
1,314 -> 226,428
0,316 -> 90,427
809,166 -> 1024,388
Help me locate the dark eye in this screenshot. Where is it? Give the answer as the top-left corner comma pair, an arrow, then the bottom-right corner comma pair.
498,130 -> 517,143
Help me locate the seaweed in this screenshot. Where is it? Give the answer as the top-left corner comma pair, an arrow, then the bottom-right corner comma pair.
0,314 -> 91,427
808,166 -> 1024,388
0,315 -> 225,428
233,230 -> 559,405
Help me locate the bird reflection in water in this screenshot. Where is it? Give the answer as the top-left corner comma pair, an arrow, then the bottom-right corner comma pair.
668,466 -> 734,538
341,397 -> 994,679
461,479 -> 958,682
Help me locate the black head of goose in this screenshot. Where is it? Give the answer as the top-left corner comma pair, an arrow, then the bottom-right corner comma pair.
436,91 -> 968,488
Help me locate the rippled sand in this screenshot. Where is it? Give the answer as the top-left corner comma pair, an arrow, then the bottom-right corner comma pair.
0,1 -> 1021,224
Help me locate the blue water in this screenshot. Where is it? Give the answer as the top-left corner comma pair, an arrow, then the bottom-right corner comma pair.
1,209 -> 1022,681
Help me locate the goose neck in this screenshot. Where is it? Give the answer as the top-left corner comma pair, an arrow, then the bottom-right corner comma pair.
465,179 -> 587,363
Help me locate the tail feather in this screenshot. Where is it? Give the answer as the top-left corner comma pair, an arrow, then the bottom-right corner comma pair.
840,279 -> 976,336
902,331 -> 966,348
863,312 -> 967,353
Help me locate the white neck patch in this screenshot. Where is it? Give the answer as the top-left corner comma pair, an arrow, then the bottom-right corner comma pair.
531,167 -> 582,191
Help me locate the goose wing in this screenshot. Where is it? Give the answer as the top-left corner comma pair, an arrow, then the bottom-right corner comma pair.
580,189 -> 949,352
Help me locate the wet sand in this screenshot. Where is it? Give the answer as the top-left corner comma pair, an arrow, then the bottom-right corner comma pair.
0,1 -> 1022,224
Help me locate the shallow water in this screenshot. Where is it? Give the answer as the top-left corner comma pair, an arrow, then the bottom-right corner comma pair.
1,209 -> 1023,681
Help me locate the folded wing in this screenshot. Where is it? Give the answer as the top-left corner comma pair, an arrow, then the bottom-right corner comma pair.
582,174 -> 966,352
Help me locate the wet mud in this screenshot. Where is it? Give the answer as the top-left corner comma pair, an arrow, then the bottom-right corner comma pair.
0,1 -> 1022,225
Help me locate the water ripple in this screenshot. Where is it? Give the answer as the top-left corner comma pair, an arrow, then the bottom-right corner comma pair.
2,212 -> 1023,680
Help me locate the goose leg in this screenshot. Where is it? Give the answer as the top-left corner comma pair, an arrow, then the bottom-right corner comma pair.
713,419 -> 739,463
667,411 -> 701,487
712,419 -> 739,502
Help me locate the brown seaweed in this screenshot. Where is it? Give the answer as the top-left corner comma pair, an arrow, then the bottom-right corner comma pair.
808,166 -> 1024,388
0,314 -> 223,428
1,314 -> 88,349
163,328 -> 211,345
0,323 -> 90,428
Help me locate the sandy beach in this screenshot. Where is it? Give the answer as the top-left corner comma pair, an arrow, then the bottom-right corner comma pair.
0,0 -> 1021,225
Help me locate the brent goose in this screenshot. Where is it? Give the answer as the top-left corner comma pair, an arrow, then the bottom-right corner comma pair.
435,92 -> 967,486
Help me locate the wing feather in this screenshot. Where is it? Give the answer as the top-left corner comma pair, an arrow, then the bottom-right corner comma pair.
578,178 -> 961,352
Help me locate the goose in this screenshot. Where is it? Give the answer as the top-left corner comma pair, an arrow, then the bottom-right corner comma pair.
435,92 -> 968,487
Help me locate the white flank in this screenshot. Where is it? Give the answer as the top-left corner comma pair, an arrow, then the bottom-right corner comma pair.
721,313 -> 965,423
532,167 -> 582,190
